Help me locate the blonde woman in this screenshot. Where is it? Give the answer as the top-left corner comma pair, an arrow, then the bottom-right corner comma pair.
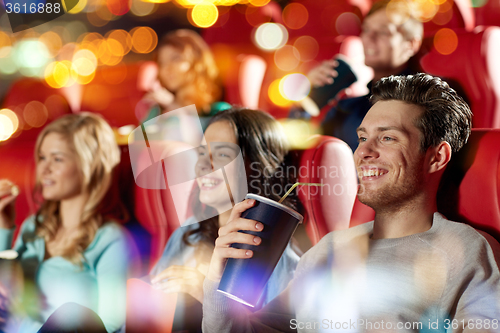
143,29 -> 223,117
0,113 -> 137,333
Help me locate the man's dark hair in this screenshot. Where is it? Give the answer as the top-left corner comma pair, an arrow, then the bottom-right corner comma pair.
370,73 -> 472,153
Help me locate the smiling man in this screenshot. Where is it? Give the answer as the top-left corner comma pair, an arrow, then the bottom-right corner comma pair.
318,0 -> 423,151
202,73 -> 500,333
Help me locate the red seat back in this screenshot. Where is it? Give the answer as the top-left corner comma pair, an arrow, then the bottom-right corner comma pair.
295,135 -> 358,245
438,129 -> 500,240
420,26 -> 500,129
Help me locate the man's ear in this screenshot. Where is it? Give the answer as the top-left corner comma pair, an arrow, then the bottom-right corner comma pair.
427,141 -> 452,174
404,37 -> 422,59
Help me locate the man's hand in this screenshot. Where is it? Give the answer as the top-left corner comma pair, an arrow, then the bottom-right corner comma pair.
206,199 -> 263,283
151,265 -> 206,303
307,59 -> 339,88
0,180 -> 18,229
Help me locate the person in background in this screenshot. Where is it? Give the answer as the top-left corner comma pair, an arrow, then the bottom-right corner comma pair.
149,108 -> 300,332
310,0 -> 423,151
0,113 -> 138,333
137,29 -> 230,147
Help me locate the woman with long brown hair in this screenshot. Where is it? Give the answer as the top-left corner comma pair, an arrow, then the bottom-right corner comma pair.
0,113 -> 137,332
149,108 -> 300,330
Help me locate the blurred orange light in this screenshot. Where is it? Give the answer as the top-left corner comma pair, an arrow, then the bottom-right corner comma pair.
282,3 -> 308,30
274,45 -> 300,71
107,29 -> 132,55
23,101 -> 49,128
0,32 -> 12,58
411,0 -> 439,22
107,0 -> 130,16
432,5 -> 453,25
130,0 -> 156,15
293,36 -> 319,62
191,2 -> 218,28
39,31 -> 63,57
268,79 -> 292,107
249,0 -> 270,6
131,27 -> 158,54
433,28 -> 458,55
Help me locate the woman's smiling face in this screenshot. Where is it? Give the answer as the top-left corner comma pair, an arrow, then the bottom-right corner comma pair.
195,121 -> 242,213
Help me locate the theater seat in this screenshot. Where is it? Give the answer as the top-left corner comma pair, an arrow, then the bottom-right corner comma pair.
420,26 -> 500,128
295,135 -> 358,245
438,129 -> 500,241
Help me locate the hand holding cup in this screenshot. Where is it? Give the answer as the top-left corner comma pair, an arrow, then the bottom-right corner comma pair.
206,199 -> 263,283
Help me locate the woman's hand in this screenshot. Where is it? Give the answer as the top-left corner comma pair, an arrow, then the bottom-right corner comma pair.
151,265 -> 206,303
206,199 -> 263,283
0,180 -> 18,229
307,59 -> 339,88
143,80 -> 175,109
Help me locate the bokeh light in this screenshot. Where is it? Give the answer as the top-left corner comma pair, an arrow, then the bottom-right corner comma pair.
191,2 -> 219,28
0,114 -> 14,141
335,12 -> 361,36
280,73 -> 310,101
293,36 -> 319,62
0,109 -> 19,141
67,0 -> 87,13
0,55 -> 17,75
279,119 -> 319,150
39,31 -> 63,57
433,28 -> 458,55
248,0 -> 270,6
245,5 -> 272,27
254,23 -> 288,51
282,3 -> 308,30
274,45 -> 300,71
107,0 -> 130,16
23,101 -> 49,128
45,61 -> 74,88
13,40 -> 51,74
130,0 -> 156,16
432,1 -> 453,25
410,0 -> 439,22
0,32 -> 12,58
268,79 -> 292,107
131,27 -> 158,53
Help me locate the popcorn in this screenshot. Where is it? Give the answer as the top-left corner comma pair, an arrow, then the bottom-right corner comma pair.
11,185 -> 19,197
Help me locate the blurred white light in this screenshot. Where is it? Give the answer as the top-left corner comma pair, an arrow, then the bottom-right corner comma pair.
280,73 -> 310,101
118,124 -> 135,135
14,40 -> 51,69
0,114 -> 14,141
254,23 -> 288,51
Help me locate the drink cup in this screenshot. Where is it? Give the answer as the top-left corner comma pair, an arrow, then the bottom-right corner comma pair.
308,55 -> 357,110
217,193 -> 303,307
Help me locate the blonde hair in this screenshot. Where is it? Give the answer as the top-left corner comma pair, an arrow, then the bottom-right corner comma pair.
34,112 -> 124,263
156,29 -> 222,114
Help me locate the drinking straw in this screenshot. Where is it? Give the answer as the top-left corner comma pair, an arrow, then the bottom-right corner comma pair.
278,182 -> 324,203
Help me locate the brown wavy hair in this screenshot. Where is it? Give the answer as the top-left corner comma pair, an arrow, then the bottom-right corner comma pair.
34,113 -> 125,263
156,29 -> 222,114
183,107 -> 298,245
